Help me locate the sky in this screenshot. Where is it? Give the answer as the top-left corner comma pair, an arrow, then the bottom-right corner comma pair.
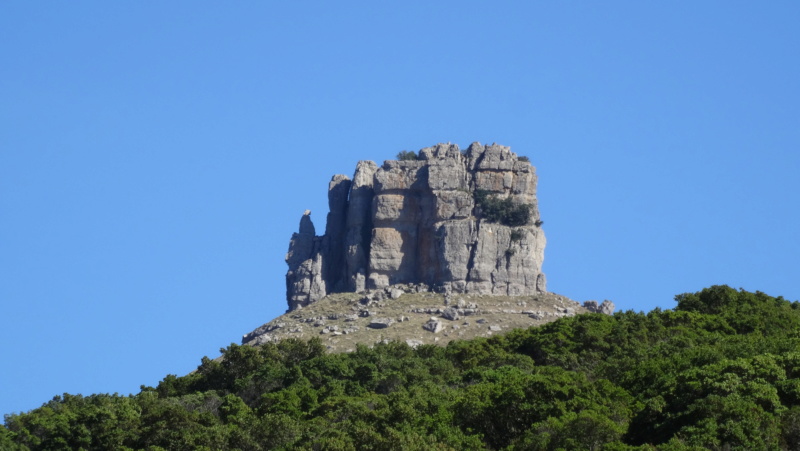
2,1 -> 799,417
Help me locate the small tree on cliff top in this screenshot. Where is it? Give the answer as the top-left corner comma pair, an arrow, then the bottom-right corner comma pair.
396,151 -> 418,161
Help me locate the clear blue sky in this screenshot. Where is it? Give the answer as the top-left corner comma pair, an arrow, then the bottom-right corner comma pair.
2,2 -> 799,417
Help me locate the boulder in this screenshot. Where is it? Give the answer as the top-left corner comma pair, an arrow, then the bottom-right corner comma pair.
599,300 -> 615,315
441,307 -> 460,321
368,318 -> 394,329
583,300 -> 615,315
423,318 -> 443,333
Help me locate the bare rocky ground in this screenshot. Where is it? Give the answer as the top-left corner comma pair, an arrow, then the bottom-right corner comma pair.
242,286 -> 598,353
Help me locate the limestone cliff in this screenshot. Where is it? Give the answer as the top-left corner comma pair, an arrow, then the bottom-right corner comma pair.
285,143 -> 546,312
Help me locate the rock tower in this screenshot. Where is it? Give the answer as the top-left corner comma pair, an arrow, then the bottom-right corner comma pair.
284,143 -> 546,311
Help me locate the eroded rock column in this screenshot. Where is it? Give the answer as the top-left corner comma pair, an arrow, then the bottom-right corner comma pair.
285,212 -> 326,311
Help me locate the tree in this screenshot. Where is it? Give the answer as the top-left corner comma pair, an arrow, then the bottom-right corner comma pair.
473,190 -> 533,226
396,151 -> 418,161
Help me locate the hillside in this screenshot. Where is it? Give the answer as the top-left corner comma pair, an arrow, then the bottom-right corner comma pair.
242,288 -> 602,353
4,286 -> 800,450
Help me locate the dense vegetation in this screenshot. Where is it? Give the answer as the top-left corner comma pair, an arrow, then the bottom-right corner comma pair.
4,286 -> 800,450
473,189 -> 534,227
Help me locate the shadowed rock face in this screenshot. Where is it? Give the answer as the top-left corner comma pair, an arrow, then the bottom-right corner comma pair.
284,143 -> 547,312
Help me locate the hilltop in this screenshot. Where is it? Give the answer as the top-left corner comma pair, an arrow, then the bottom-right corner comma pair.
244,143 -> 613,350
242,288 -> 612,352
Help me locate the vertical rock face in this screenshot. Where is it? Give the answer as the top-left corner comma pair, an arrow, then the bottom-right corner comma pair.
285,212 -> 326,311
322,175 -> 351,293
284,143 -> 546,312
344,161 -> 378,293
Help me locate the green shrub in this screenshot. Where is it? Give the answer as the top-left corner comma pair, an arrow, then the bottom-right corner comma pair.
474,190 -> 533,227
518,156 -> 530,162
396,151 -> 418,161
510,229 -> 525,242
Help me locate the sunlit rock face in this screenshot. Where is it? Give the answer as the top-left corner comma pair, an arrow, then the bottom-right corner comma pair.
284,143 -> 546,312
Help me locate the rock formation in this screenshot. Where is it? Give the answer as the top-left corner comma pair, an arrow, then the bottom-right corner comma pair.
583,300 -> 616,315
284,142 -> 547,312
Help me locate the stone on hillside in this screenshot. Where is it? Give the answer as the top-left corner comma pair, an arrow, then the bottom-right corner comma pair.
583,300 -> 599,311
599,300 -> 615,315
441,307 -> 460,321
368,318 -> 394,329
423,318 -> 443,333
583,300 -> 615,315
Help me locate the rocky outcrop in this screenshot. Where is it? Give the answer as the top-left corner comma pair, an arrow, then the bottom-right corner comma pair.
583,300 -> 616,315
284,143 -> 547,312
285,211 -> 326,311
